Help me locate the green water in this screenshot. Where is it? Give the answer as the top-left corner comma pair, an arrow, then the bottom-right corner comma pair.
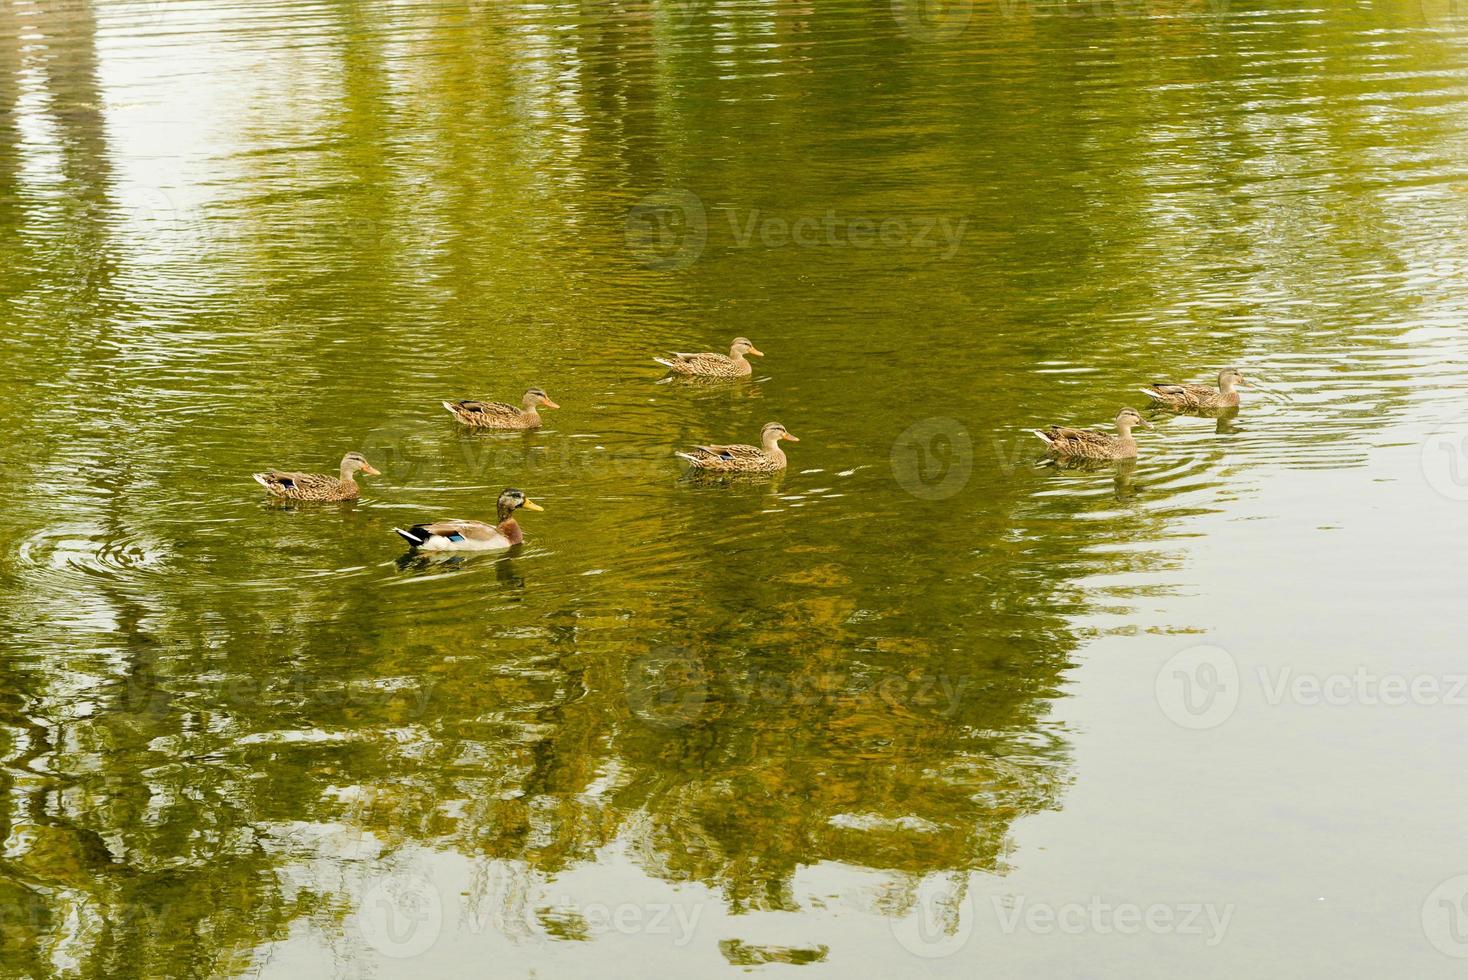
3,0 -> 1468,976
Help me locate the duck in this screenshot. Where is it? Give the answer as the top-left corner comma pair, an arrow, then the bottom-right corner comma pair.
442,387 -> 559,429
393,488 -> 544,551
676,422 -> 799,473
1141,368 -> 1250,410
654,337 -> 763,378
253,452 -> 380,501
1033,408 -> 1151,460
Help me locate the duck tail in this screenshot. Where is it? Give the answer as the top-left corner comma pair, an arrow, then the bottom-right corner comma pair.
1031,429 -> 1053,446
1139,387 -> 1162,400
674,451 -> 702,466
252,473 -> 275,489
441,401 -> 460,416
653,357 -> 676,369
393,527 -> 424,546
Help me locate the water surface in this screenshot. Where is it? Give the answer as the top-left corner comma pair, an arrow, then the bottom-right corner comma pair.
3,1 -> 1468,977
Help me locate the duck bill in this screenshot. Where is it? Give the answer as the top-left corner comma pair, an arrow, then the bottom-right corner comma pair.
781,432 -> 800,442
521,498 -> 545,511
362,465 -> 382,475
747,347 -> 764,357
541,398 -> 561,409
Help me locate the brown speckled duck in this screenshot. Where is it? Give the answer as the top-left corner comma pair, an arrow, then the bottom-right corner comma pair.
253,452 -> 380,501
654,338 -> 763,378
1141,368 -> 1250,410
442,387 -> 559,429
677,422 -> 799,473
392,488 -> 543,551
1033,408 -> 1151,460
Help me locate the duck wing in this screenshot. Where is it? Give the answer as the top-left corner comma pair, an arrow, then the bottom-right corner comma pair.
444,399 -> 520,421
410,519 -> 498,541
1143,382 -> 1213,407
665,352 -> 732,373
254,470 -> 340,495
1042,426 -> 1117,455
691,442 -> 760,461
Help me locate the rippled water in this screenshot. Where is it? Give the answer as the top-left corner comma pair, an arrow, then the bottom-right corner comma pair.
3,0 -> 1468,976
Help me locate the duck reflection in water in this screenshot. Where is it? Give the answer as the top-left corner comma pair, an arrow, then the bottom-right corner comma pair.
394,550 -> 527,587
1146,404 -> 1241,434
1041,455 -> 1140,501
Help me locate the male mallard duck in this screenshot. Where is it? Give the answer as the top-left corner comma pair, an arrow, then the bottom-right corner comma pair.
442,388 -> 559,429
1033,408 -> 1151,460
654,337 -> 763,378
392,488 -> 544,551
1141,368 -> 1250,410
253,452 -> 380,501
676,422 -> 799,473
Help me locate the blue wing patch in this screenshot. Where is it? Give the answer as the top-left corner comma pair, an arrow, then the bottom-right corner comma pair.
448,532 -> 466,542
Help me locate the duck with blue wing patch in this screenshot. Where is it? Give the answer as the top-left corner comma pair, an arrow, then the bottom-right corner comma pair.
393,488 -> 544,552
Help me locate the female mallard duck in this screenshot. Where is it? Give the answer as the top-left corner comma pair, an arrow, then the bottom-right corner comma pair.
654,337 -> 763,378
1141,368 -> 1250,410
676,422 -> 799,473
392,488 -> 544,551
442,388 -> 559,429
1033,408 -> 1151,460
253,452 -> 380,501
